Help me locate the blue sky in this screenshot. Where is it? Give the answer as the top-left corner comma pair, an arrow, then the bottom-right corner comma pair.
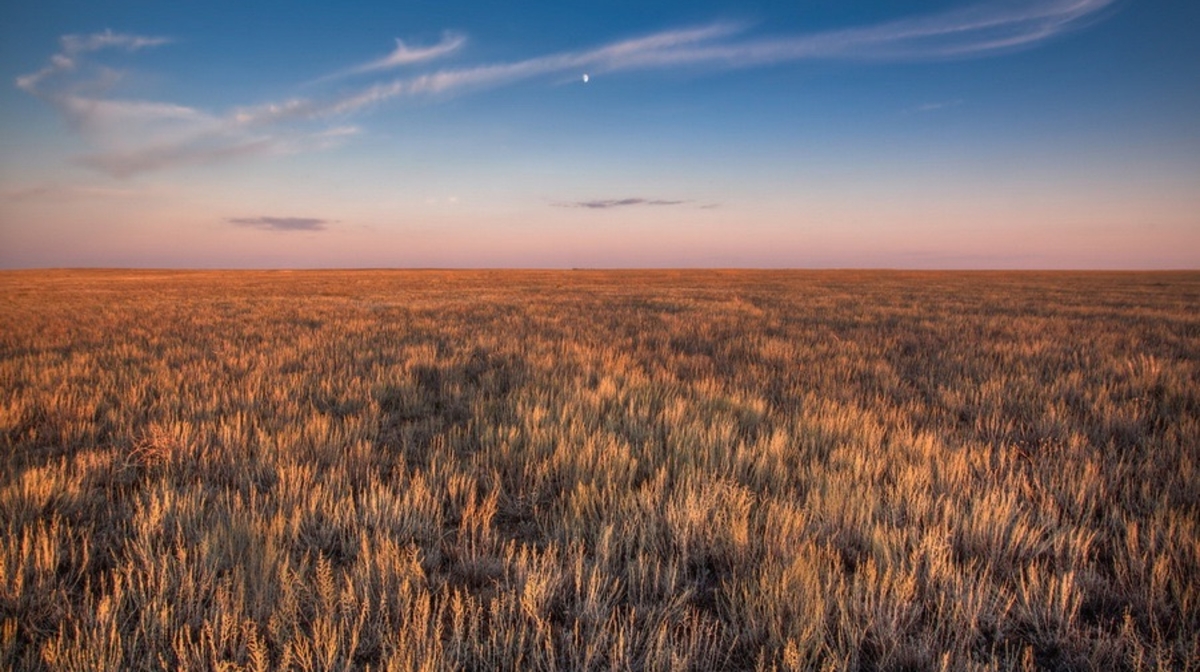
1,0 -> 1197,268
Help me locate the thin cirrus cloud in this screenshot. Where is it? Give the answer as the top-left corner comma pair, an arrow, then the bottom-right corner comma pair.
227,216 -> 330,232
15,28 -> 170,92
15,29 -> 361,178
312,0 -> 1115,117
316,23 -> 739,117
907,99 -> 966,113
14,0 -> 1117,177
312,31 -> 466,82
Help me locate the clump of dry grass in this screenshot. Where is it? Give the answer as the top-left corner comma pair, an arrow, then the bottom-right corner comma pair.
1,269 -> 1198,670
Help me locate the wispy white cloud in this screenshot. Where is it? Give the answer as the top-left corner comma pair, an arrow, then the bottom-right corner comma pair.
15,30 -> 356,177
60,29 -> 171,54
309,0 -> 1115,116
52,92 -> 283,177
16,29 -> 170,92
58,95 -> 216,138
310,125 -> 362,148
313,31 -> 466,82
314,24 -> 739,117
906,98 -> 966,113
15,1 -> 1117,176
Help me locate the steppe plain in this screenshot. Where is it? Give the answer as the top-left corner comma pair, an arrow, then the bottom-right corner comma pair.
1,270 -> 1197,670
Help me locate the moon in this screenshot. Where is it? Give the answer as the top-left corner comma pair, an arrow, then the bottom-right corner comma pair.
582,74 -> 589,83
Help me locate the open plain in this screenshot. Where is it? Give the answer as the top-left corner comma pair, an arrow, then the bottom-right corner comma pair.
1,270 -> 1198,670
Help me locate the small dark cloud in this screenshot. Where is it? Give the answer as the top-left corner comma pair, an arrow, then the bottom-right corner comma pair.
227,216 -> 329,232
556,197 -> 688,209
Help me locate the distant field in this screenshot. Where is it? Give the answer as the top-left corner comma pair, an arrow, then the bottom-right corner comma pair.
1,270 -> 1197,671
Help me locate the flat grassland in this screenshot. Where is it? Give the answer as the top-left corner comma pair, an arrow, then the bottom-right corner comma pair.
1,270 -> 1197,671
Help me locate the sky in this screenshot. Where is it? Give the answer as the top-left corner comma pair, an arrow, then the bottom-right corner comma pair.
1,0 -> 1197,269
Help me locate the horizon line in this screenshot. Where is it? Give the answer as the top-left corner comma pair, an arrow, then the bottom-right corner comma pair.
1,266 -> 1195,274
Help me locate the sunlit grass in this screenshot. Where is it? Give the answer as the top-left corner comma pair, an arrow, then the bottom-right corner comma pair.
2,269 -> 1197,670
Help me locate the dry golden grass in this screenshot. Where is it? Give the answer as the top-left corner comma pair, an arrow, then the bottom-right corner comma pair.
1,269 -> 1197,671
